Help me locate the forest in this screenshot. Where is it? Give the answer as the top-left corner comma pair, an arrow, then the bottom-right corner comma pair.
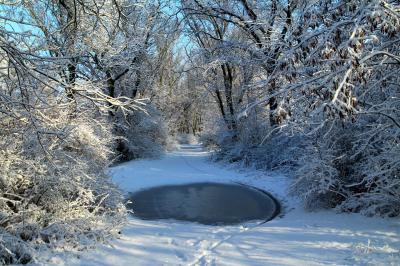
0,0 -> 399,264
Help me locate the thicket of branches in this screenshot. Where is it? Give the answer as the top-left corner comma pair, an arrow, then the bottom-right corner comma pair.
181,0 -> 400,217
0,0 -> 180,264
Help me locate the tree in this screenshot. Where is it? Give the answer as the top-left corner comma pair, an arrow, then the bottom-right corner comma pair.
180,0 -> 400,216
0,0 -> 149,263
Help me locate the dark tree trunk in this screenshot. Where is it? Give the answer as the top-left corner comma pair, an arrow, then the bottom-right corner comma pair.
106,71 -> 116,117
221,63 -> 237,132
132,69 -> 141,98
215,89 -> 229,126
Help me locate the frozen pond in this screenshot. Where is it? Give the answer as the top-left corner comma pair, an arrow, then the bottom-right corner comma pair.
127,182 -> 279,225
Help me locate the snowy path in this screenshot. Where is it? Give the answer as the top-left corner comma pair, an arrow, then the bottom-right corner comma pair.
52,145 -> 399,266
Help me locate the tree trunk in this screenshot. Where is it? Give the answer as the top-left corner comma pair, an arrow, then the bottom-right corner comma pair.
221,63 -> 237,132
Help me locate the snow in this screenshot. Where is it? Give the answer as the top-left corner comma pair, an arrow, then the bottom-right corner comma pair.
41,144 -> 400,266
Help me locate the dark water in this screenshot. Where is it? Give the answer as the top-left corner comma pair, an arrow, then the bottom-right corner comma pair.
127,183 -> 279,225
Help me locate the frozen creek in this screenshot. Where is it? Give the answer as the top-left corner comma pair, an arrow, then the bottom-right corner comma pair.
44,144 -> 400,266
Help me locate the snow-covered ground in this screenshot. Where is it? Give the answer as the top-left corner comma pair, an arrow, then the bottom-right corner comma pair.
46,144 -> 399,266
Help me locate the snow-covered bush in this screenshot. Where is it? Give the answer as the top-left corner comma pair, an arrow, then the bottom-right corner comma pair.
287,1 -> 400,216
290,118 -> 399,217
199,131 -> 219,149
176,134 -> 199,145
0,29 -> 129,262
113,105 -> 168,161
0,100 -> 126,264
290,125 -> 349,210
0,229 -> 32,264
337,121 -> 400,217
